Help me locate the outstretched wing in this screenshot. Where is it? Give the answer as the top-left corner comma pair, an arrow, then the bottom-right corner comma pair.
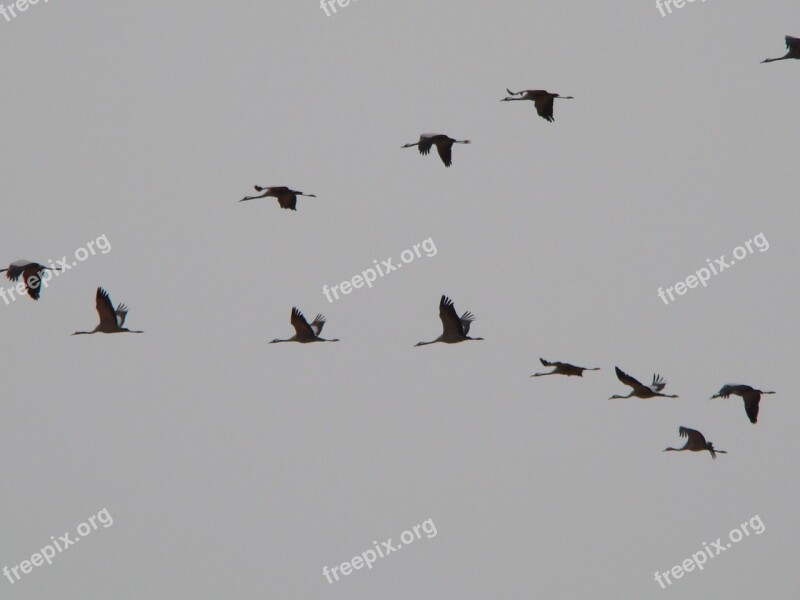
786,35 -> 800,51
679,426 -> 706,447
534,96 -> 555,122
116,303 -> 129,327
21,265 -> 44,300
310,314 -> 326,336
459,311 -> 475,335
96,288 -> 119,329
277,192 -> 298,210
743,392 -> 760,424
439,295 -> 464,337
5,260 -> 33,281
417,135 -> 435,156
615,367 -> 644,390
651,374 -> 667,392
540,358 -> 555,367
435,141 -> 453,167
290,307 -> 315,338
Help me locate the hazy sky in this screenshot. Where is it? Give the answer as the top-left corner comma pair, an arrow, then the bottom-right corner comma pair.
1,1 -> 798,598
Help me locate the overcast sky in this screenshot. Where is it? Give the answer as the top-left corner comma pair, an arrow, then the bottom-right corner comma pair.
1,1 -> 798,598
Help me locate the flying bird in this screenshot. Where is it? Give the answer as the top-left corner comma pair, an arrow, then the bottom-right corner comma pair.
402,134 -> 471,167
271,307 -> 339,343
711,384 -> 775,424
415,295 -> 483,346
240,186 -> 317,211
501,89 -> 574,122
531,358 -> 599,377
762,35 -> 800,63
0,260 -> 60,300
663,427 -> 726,460
610,367 -> 678,399
73,287 -> 143,335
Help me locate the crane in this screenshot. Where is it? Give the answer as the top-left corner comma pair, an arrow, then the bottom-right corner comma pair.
415,295 -> 483,346
73,287 -> 143,335
402,134 -> 471,167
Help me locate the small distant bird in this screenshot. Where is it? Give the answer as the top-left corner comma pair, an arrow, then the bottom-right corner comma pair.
415,295 -> 483,346
610,367 -> 678,399
402,134 -> 471,167
762,35 -> 800,63
73,287 -> 143,335
711,384 -> 775,424
271,307 -> 339,343
0,260 -> 60,300
240,186 -> 317,211
531,358 -> 599,377
501,89 -> 574,122
664,427 -> 726,460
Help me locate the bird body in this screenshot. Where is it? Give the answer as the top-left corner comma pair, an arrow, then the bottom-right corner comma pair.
0,260 -> 60,300
711,384 -> 775,424
240,186 -> 317,211
415,295 -> 483,346
762,35 -> 800,63
664,427 -> 726,459
531,358 -> 599,377
610,366 -> 678,399
402,134 -> 470,167
271,307 -> 339,343
501,89 -> 574,122
73,287 -> 143,335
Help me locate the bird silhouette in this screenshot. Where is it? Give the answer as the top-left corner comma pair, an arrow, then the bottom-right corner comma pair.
501,89 -> 574,122
711,384 -> 775,424
610,367 -> 678,399
271,307 -> 339,343
664,427 -> 726,459
402,134 -> 471,167
73,288 -> 143,335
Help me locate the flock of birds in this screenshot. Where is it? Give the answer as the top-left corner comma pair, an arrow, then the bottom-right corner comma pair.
4,35 -> 793,459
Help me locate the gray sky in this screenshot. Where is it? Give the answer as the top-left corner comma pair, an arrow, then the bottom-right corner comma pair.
1,1 -> 798,598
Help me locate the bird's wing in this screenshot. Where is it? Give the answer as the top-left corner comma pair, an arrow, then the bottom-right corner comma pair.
651,374 -> 667,392
459,311 -> 475,335
786,35 -> 800,51
5,260 -> 32,281
435,141 -> 453,167
679,426 -> 706,447
96,288 -> 118,329
439,295 -> 464,336
540,358 -> 554,367
534,96 -> 555,122
277,192 -> 298,210
22,266 -> 43,300
743,393 -> 760,424
115,303 -> 129,327
417,136 -> 434,156
310,314 -> 326,336
615,367 -> 644,390
290,307 -> 315,338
